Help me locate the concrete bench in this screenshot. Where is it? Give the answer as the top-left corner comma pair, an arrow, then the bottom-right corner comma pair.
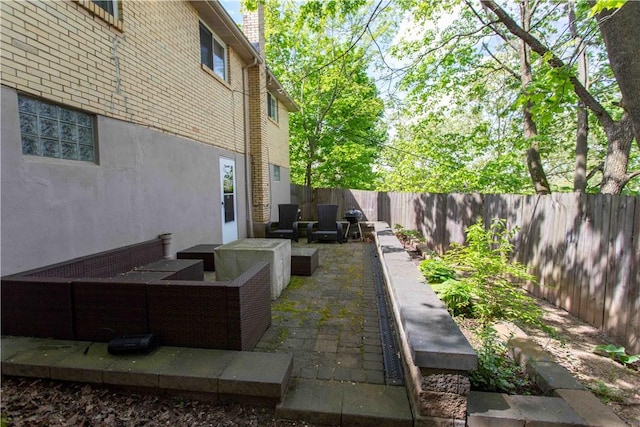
291,247 -> 318,276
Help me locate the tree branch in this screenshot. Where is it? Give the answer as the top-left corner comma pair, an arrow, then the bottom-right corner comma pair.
479,0 -> 615,129
623,169 -> 640,187
586,162 -> 604,182
482,43 -> 520,81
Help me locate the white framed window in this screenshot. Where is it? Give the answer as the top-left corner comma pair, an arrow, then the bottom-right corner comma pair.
267,92 -> 278,122
18,94 -> 97,162
92,0 -> 119,19
199,22 -> 227,81
273,165 -> 281,182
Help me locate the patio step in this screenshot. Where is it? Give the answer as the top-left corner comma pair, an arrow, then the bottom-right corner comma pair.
1,336 -> 293,406
276,378 -> 413,427
467,390 -> 627,426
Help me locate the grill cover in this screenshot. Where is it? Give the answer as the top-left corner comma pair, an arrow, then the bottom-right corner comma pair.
344,209 -> 363,223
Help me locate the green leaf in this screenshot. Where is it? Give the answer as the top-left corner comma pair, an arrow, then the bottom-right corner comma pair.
589,0 -> 628,17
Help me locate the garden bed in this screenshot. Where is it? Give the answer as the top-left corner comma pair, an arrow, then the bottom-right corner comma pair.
399,235 -> 640,426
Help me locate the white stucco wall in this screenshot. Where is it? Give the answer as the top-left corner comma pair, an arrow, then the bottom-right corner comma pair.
1,87 -> 248,275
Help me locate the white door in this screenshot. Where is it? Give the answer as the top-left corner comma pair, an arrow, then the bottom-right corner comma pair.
220,157 -> 238,243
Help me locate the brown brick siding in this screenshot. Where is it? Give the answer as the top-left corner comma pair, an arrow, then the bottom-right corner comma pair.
1,0 -> 245,153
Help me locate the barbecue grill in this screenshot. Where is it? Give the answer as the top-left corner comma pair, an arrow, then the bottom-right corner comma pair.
344,208 -> 363,241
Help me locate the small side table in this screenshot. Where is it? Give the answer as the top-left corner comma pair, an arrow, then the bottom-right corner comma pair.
291,247 -> 318,276
177,244 -> 221,271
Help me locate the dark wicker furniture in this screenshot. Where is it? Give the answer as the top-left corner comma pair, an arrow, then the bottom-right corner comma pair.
1,238 -> 165,340
176,244 -> 221,271
147,262 -> 271,350
291,248 -> 318,276
134,259 -> 204,280
1,238 -> 272,351
265,204 -> 300,241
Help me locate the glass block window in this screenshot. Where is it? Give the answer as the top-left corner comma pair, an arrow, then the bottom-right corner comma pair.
18,95 -> 96,162
273,165 -> 281,182
199,22 -> 227,81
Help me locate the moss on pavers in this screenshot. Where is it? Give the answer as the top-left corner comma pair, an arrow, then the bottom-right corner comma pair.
277,379 -> 412,427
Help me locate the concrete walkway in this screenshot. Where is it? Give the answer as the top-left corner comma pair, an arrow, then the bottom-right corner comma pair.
254,240 -> 412,426
256,241 -> 386,384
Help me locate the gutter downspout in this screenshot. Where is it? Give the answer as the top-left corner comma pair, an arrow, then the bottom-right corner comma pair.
243,58 -> 259,237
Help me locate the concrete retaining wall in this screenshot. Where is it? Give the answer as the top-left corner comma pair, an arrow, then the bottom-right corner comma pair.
373,222 -> 477,426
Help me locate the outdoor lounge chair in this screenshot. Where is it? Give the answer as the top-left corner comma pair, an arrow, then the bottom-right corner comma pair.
307,204 -> 344,244
265,204 -> 300,241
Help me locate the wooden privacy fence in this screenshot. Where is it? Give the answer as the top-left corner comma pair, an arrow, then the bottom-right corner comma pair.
292,185 -> 640,353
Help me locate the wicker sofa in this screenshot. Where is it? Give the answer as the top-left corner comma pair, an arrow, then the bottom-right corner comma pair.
1,238 -> 272,351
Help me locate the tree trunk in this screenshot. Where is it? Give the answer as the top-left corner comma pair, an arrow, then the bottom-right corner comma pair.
596,1 -> 640,149
519,1 -> 551,195
574,105 -> 589,191
601,115 -> 635,193
569,2 -> 588,192
480,0 -> 637,194
305,136 -> 316,187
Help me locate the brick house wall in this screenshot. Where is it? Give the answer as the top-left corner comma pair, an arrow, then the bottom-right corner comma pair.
1,0 -> 246,151
0,0 -> 297,275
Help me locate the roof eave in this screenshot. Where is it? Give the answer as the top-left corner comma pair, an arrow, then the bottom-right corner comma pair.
267,68 -> 300,112
189,0 -> 262,65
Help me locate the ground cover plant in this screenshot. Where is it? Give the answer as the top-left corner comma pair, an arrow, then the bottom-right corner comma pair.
393,224 -> 425,249
594,344 -> 640,368
417,218 -> 553,393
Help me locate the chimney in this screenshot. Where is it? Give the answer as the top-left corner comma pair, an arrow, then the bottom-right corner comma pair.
242,4 -> 265,57
242,4 -> 270,226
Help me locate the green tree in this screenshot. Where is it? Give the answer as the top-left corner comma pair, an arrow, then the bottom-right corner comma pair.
378,110 -> 531,193
381,0 -> 640,194
258,0 -> 390,189
476,0 -> 640,193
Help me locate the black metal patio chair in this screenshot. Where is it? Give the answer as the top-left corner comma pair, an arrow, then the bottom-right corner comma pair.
307,204 -> 344,244
265,204 -> 300,241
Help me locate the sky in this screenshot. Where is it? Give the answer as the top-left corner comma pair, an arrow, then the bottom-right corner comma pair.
220,0 -> 243,24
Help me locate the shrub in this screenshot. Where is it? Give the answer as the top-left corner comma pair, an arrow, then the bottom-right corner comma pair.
420,217 -> 550,333
419,258 -> 456,283
470,326 -> 533,394
430,279 -> 475,317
